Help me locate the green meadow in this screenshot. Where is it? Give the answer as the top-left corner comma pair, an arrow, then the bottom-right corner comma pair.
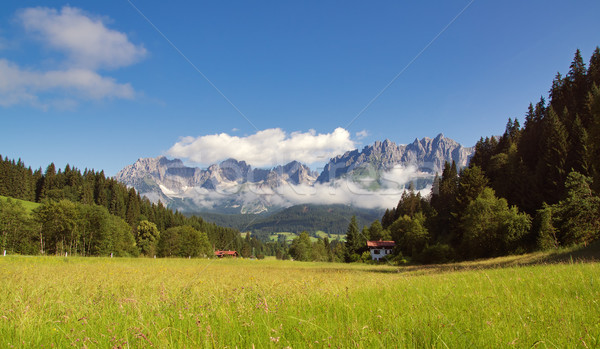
1,253 -> 599,348
0,195 -> 39,214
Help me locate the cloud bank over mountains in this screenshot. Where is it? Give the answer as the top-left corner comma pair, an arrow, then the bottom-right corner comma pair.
167,128 -> 360,168
0,6 -> 145,108
118,133 -> 473,212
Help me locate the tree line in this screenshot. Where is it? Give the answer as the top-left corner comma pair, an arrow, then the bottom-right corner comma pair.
0,159 -> 248,257
341,48 -> 600,264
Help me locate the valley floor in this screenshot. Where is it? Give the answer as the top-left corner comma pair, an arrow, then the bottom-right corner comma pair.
0,249 -> 598,348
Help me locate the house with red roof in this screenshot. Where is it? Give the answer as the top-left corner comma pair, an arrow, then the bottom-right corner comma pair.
367,240 -> 395,261
214,250 -> 238,258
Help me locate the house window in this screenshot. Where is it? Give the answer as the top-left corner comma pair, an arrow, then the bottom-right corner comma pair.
373,249 -> 380,255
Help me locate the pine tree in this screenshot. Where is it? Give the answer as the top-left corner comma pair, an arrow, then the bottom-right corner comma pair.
588,47 -> 600,87
567,116 -> 590,176
537,107 -> 569,204
518,101 -> 543,171
344,216 -> 360,262
587,85 -> 600,191
566,49 -> 590,127
368,220 -> 384,241
455,166 -> 488,213
430,161 -> 459,241
550,72 -> 566,115
40,163 -> 56,200
381,208 -> 394,229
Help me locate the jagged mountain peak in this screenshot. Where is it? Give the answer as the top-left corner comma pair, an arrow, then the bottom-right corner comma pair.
316,135 -> 473,183
115,134 -> 473,213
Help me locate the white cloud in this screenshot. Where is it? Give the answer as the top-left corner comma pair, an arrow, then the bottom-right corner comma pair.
166,164 -> 432,210
0,59 -> 135,107
0,6 -> 144,108
356,130 -> 369,139
168,128 -> 357,167
18,6 -> 146,70
269,165 -> 431,209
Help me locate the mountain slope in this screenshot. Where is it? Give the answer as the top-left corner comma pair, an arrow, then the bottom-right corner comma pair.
115,135 -> 473,213
195,204 -> 382,237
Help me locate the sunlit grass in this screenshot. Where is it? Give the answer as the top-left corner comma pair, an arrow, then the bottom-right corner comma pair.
0,195 -> 40,214
1,255 -> 598,347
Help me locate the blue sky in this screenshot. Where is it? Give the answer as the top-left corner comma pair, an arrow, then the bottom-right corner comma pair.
1,0 -> 599,176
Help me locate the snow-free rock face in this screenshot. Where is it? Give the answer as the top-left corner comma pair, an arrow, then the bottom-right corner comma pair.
115,135 -> 473,213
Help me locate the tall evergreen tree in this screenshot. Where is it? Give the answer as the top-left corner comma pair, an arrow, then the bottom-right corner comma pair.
588,47 -> 600,87
566,116 -> 590,176
537,107 -> 569,204
40,163 -> 56,200
344,216 -> 361,262
566,49 -> 590,127
587,84 -> 600,191
125,188 -> 140,225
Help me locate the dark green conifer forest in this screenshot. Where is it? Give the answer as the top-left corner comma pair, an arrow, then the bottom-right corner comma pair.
368,48 -> 600,263
0,159 -> 253,256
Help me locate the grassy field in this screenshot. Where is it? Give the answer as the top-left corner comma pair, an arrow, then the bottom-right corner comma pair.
0,195 -> 40,213
1,253 -> 599,348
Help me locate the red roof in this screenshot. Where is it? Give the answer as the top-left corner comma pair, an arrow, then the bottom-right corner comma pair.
367,241 -> 395,248
214,250 -> 238,256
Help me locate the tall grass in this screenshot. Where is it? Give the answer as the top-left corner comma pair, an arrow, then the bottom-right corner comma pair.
1,256 -> 598,347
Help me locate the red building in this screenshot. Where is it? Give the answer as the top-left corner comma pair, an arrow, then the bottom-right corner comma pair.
214,250 -> 238,258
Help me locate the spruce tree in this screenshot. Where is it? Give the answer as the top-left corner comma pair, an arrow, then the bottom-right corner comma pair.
587,85 -> 600,191
567,116 -> 590,176
566,49 -> 590,127
344,216 -> 360,263
537,107 -> 569,204
588,47 -> 600,87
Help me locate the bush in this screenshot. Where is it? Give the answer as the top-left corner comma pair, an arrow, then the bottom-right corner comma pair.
415,243 -> 455,264
360,251 -> 372,263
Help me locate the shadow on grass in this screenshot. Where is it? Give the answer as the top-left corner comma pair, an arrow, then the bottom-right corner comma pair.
392,241 -> 600,275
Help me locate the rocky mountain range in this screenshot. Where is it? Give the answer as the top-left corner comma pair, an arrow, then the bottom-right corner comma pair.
317,133 -> 472,182
115,134 -> 473,213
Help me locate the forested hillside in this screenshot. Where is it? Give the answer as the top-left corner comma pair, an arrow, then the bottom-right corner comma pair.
197,204 -> 382,238
0,158 -> 244,256
345,48 -> 600,264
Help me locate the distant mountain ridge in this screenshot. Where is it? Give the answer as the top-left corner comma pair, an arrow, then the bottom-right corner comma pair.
115,134 -> 473,213
194,204 -> 383,237
115,157 -> 318,209
317,134 -> 472,183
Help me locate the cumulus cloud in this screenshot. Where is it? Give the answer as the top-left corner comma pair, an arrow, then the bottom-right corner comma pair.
0,6 -> 144,108
18,6 -> 146,70
168,128 -> 356,167
0,59 -> 135,107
